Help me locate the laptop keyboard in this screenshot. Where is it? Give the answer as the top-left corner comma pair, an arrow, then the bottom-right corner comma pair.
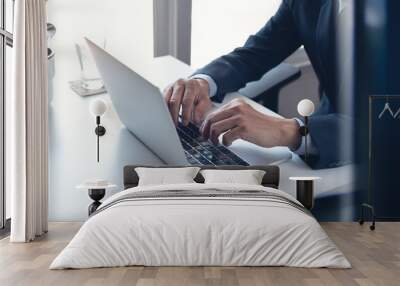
177,122 -> 249,166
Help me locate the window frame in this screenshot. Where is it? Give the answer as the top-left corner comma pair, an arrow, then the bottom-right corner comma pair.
0,0 -> 13,232
153,0 -> 192,65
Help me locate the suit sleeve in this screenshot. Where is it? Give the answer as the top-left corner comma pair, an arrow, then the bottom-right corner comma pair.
194,0 -> 301,102
307,113 -> 354,170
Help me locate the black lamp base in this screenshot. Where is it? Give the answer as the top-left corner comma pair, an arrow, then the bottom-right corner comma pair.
296,180 -> 314,210
95,126 -> 106,136
88,189 -> 105,216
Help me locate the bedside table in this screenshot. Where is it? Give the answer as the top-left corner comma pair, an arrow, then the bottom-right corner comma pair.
76,182 -> 117,216
289,177 -> 321,210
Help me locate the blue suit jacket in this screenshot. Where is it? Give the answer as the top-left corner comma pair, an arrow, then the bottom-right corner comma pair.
195,0 -> 352,169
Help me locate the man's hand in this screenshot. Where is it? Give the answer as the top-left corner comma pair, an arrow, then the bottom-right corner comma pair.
200,99 -> 301,150
163,78 -> 213,126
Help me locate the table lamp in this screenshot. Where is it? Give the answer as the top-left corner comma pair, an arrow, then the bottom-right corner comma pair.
89,99 -> 107,162
297,99 -> 315,163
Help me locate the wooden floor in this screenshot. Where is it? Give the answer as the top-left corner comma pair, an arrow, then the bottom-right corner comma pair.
0,222 -> 399,286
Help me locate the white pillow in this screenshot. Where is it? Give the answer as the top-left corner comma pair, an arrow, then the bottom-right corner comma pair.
200,169 -> 266,185
135,167 -> 200,186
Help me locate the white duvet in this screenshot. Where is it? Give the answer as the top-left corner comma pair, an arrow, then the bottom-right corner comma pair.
50,183 -> 350,269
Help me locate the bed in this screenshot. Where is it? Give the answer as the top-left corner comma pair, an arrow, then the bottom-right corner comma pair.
50,165 -> 350,269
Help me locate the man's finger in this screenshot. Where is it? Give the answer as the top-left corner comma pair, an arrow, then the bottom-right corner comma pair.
200,107 -> 237,139
193,100 -> 212,126
222,126 -> 243,146
209,116 -> 241,145
169,81 -> 185,125
181,81 -> 196,126
163,85 -> 173,105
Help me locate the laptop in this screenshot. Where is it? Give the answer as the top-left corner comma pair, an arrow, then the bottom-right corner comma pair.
86,38 -> 249,166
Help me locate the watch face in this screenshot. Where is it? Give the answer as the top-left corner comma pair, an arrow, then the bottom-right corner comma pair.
299,126 -> 309,136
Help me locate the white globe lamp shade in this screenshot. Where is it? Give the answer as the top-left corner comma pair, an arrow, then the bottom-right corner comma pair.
90,99 -> 107,117
297,99 -> 315,117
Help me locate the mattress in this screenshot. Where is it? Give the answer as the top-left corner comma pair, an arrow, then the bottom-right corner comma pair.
50,183 -> 350,269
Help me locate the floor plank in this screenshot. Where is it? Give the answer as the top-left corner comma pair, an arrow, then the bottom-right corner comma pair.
0,222 -> 399,286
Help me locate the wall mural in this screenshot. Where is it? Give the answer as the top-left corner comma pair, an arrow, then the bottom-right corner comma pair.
47,0 -> 356,222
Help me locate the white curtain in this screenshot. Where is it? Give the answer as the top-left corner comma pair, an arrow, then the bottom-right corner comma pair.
8,0 -> 48,242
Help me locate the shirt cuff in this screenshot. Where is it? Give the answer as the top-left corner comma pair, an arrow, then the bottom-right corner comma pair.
190,74 -> 218,98
292,118 -> 318,156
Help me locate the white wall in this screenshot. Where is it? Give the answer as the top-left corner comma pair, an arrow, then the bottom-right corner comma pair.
47,0 -> 162,221
48,0 -> 155,78
191,0 -> 281,69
